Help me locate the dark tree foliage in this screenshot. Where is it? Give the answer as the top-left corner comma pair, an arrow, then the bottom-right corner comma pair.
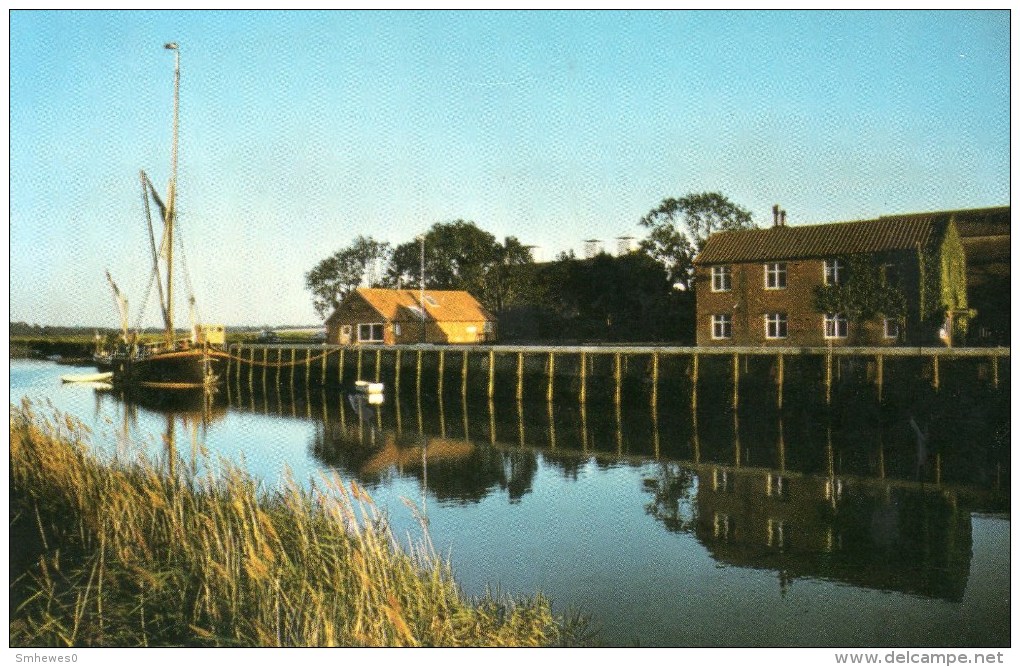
383,220 -> 535,314
526,252 -> 694,343
305,236 -> 392,319
813,254 -> 907,341
638,192 -> 755,289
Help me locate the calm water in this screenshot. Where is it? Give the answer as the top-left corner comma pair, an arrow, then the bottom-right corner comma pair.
9,358 -> 1011,647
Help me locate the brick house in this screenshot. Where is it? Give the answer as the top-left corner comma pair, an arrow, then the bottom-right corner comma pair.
325,288 -> 496,345
693,209 -> 969,347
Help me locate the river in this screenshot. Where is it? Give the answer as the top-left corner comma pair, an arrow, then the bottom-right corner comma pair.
9,358 -> 1010,647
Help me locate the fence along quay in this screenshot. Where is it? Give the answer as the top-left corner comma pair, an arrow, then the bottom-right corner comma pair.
223,343 -> 1009,408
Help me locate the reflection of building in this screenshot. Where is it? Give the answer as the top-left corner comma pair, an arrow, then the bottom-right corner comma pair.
693,208 -> 971,346
325,288 -> 496,345
689,465 -> 972,600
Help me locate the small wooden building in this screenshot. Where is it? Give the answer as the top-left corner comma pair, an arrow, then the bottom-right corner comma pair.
325,288 -> 496,345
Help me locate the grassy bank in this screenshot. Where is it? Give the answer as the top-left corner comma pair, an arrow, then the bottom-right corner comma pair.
9,401 -> 587,647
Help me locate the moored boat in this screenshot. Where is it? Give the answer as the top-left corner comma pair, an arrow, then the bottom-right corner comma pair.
95,42 -> 225,390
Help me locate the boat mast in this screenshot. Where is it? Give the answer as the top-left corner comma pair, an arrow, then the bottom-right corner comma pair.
164,42 -> 180,348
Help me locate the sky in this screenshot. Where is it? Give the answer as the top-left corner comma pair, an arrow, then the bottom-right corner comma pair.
9,9 -> 1011,328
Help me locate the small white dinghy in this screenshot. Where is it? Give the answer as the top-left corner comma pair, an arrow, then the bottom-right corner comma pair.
354,380 -> 384,394
61,371 -> 114,384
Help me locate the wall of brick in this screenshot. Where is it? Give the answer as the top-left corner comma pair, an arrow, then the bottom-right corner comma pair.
695,254 -> 922,347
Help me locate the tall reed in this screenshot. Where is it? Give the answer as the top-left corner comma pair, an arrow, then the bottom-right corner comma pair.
10,400 -> 588,647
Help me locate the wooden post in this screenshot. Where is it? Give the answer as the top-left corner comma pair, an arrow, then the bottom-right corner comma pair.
876,354 -> 884,402
776,353 -> 784,410
416,349 -> 422,395
547,400 -> 556,449
375,348 -> 381,382
516,352 -> 524,401
263,347 -> 268,387
236,345 -> 242,382
290,348 -> 296,390
306,348 -> 312,386
487,350 -> 495,400
992,354 -> 999,390
226,344 -> 231,379
546,352 -> 555,402
461,349 -> 469,399
338,347 -> 344,386
356,347 -> 363,381
321,348 -> 327,385
614,353 -> 622,406
932,354 -> 940,391
691,353 -> 699,416
825,351 -> 832,405
579,351 -> 587,404
650,351 -> 659,410
732,353 -> 740,412
395,348 -> 402,394
438,349 -> 445,396
248,347 -> 255,386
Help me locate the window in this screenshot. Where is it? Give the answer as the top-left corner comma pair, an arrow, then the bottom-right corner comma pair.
764,263 -> 787,289
357,323 -> 385,343
823,313 -> 848,339
824,259 -> 845,286
765,313 -> 788,339
393,323 -> 402,337
711,314 -> 732,339
884,318 -> 900,340
881,263 -> 901,288
711,266 -> 732,292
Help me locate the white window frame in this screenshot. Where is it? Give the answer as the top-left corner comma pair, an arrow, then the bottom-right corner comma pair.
884,318 -> 900,340
764,263 -> 787,289
823,313 -> 848,339
711,266 -> 732,292
824,259 -> 844,286
357,322 -> 385,343
764,313 -> 788,339
711,314 -> 732,340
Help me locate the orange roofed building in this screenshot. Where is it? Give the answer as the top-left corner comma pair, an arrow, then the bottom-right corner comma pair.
325,288 -> 496,345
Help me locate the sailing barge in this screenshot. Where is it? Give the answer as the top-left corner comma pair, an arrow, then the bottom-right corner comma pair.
94,43 -> 226,390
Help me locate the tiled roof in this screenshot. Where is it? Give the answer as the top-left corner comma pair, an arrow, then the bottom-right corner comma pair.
695,213 -> 948,265
355,288 -> 494,323
884,206 -> 1009,238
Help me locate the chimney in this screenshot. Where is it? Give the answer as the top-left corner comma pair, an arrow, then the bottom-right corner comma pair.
780,209 -> 787,227
772,204 -> 780,227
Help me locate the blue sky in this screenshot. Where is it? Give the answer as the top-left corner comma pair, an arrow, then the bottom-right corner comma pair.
9,10 -> 1010,327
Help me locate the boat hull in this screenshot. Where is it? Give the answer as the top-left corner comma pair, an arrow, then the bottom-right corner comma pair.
105,349 -> 226,389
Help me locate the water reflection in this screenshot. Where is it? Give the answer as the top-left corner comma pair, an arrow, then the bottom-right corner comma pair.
83,376 -> 1007,605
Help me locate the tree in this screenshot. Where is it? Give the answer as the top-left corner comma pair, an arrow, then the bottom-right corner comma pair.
384,220 -> 534,313
305,236 -> 391,319
639,192 -> 755,290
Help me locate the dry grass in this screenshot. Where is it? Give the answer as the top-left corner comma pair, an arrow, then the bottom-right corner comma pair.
10,400 -> 589,647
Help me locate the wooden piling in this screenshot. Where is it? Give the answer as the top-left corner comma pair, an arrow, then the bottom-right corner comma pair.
236,345 -> 242,382
825,351 -> 832,405
395,348 -> 402,393
875,354 -> 884,402
438,349 -> 445,396
290,348 -> 296,390
776,354 -> 784,410
306,348 -> 312,386
357,347 -> 363,381
691,352 -> 699,415
321,348 -> 327,385
487,350 -> 495,400
579,351 -> 587,404
461,349 -> 469,399
375,348 -> 381,382
516,352 -> 524,401
650,351 -> 659,410
992,355 -> 999,389
932,355 -> 940,391
416,349 -> 422,395
546,352 -> 555,402
732,353 -> 740,411
614,353 -> 622,406
338,348 -> 344,386
263,347 -> 268,387
248,347 -> 255,386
